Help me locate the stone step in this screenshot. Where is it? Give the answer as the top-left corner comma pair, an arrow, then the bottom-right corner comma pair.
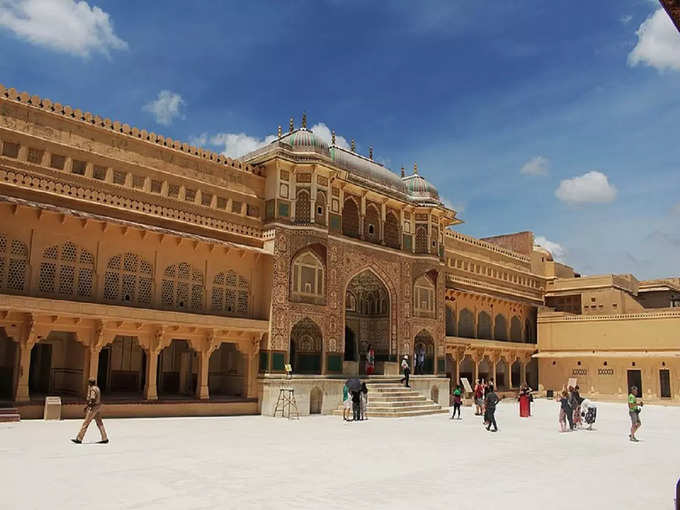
368,404 -> 442,413
368,395 -> 428,402
332,407 -> 448,418
367,388 -> 413,394
367,391 -> 422,399
0,413 -> 20,423
0,407 -> 19,415
367,400 -> 429,408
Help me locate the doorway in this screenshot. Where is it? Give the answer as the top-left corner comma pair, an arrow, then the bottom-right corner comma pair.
344,327 -> 356,362
659,369 -> 671,398
0,332 -> 16,400
627,369 -> 642,394
29,343 -> 52,394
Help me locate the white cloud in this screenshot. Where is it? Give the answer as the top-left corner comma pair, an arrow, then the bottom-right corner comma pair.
188,133 -> 208,147
442,197 -> 465,213
534,235 -> 567,263
310,122 -> 350,149
0,0 -> 127,57
520,155 -> 550,176
628,8 -> 680,72
555,171 -> 617,204
143,90 -> 185,126
209,132 -> 277,159
621,15 -> 633,25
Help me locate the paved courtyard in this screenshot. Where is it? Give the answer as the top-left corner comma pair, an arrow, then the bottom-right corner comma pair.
1,399 -> 678,509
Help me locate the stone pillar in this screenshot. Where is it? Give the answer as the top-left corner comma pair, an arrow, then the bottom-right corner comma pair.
473,358 -> 479,383
520,360 -> 527,387
245,350 -> 259,399
15,341 -> 32,402
454,356 -> 460,386
492,359 -> 498,388
145,349 -> 159,400
196,349 -> 210,400
88,346 -> 101,382
508,358 -> 514,388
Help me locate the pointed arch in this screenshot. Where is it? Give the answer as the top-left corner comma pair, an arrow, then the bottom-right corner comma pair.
384,211 -> 400,249
364,203 -> 381,244
477,311 -> 491,340
342,197 -> 360,238
0,233 -> 28,294
458,308 -> 475,338
413,274 -> 436,318
39,241 -> 94,299
494,314 -> 508,341
510,316 -> 522,342
290,318 -> 323,375
291,249 -> 325,304
445,303 -> 456,336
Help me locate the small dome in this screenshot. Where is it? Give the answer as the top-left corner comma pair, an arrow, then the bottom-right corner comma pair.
402,172 -> 440,203
279,128 -> 329,154
533,245 -> 554,261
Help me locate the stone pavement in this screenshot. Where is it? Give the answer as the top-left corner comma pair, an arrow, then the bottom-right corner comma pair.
1,399 -> 677,509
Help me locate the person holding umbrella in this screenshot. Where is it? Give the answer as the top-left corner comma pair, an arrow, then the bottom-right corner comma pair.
346,377 -> 362,421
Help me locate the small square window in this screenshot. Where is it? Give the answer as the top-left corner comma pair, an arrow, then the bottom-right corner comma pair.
93,166 -> 107,180
591,297 -> 596,302
72,159 -> 87,175
151,179 -> 162,193
27,147 -> 44,164
50,154 -> 66,170
132,175 -> 145,189
2,142 -> 19,158
113,170 -> 127,185
217,197 -> 228,209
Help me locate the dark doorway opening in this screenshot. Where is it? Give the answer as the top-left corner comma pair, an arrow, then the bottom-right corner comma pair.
29,343 -> 52,394
627,369 -> 642,395
344,328 -> 356,362
660,369 -> 671,398
0,333 -> 16,400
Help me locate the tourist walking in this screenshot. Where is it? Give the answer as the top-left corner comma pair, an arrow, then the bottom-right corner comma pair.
571,385 -> 583,428
400,355 -> 411,387
474,379 -> 484,416
558,390 -> 571,432
360,382 -> 368,420
72,378 -> 108,444
451,384 -> 463,419
518,385 -> 531,418
580,398 -> 597,430
366,344 -> 375,376
342,384 -> 352,421
351,389 -> 362,421
565,386 -> 575,430
484,384 -> 499,432
628,386 -> 643,442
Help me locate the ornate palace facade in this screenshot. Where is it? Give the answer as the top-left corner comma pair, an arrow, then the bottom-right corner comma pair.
0,84 -> 675,418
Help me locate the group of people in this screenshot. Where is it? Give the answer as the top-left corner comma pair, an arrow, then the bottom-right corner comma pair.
556,384 -> 598,432
464,378 -> 501,431
343,382 -> 369,421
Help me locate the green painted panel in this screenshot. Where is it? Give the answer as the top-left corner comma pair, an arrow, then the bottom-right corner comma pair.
296,354 -> 321,374
402,234 -> 412,252
272,352 -> 285,371
425,356 -> 434,374
327,354 -> 342,372
265,199 -> 275,220
437,357 -> 446,374
278,201 -> 290,218
329,213 -> 341,233
259,351 -> 269,372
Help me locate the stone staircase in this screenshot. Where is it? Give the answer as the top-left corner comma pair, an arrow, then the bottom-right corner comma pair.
0,407 -> 20,423
334,380 -> 448,418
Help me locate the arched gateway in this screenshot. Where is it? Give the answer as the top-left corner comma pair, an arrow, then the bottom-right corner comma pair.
344,269 -> 390,374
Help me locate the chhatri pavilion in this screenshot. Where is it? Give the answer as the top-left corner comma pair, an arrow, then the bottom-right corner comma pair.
0,85 -> 677,419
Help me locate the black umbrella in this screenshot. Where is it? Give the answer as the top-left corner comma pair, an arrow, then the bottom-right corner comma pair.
345,377 -> 362,392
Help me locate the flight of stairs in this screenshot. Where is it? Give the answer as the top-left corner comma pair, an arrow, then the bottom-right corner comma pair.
0,407 -> 20,423
334,379 -> 448,418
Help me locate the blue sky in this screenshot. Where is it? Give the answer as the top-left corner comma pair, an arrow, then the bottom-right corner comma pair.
1,0 -> 679,279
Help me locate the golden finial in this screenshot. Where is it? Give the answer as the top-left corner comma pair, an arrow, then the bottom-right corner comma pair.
351,139 -> 356,152
401,166 -> 405,178
289,117 -> 294,133
331,130 -> 336,145
277,125 -> 282,138
369,146 -> 373,160
302,112 -> 307,129
413,162 -> 418,175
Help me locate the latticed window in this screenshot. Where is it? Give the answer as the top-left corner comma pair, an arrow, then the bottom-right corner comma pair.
39,241 -> 95,299
295,189 -> 311,224
0,233 -> 29,293
291,252 -> 324,299
413,275 -> 435,318
161,262 -> 204,312
103,253 -> 153,306
342,198 -> 360,238
384,211 -> 400,249
415,225 -> 428,254
211,270 -> 249,316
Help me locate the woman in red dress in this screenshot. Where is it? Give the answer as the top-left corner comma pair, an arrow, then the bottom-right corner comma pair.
366,344 -> 375,375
